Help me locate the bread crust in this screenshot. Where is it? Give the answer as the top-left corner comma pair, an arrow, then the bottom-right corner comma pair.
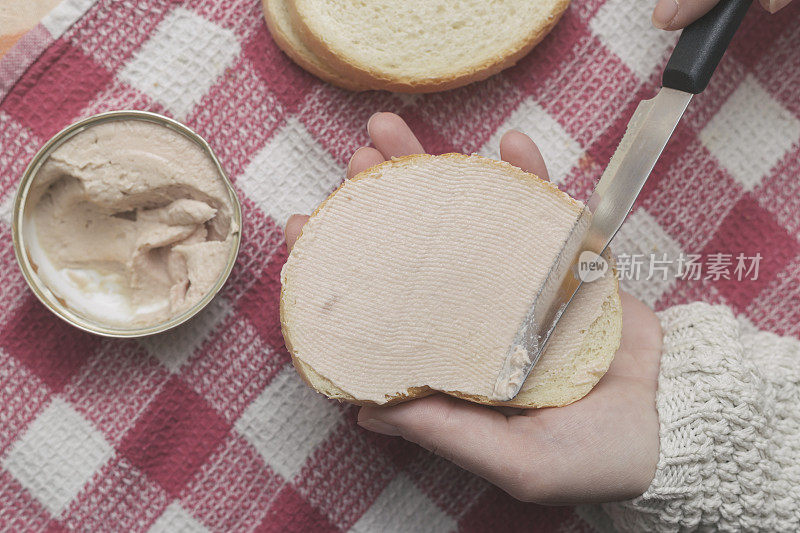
287,0 -> 571,93
262,0 -> 368,91
289,279 -> 621,408
280,153 -> 622,408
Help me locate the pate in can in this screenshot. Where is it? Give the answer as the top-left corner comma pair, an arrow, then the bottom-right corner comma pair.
12,110 -> 242,337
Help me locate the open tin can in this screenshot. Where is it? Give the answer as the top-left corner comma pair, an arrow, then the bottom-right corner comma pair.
11,110 -> 242,338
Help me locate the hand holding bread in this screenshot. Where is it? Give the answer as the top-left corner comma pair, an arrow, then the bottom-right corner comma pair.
282,113 -> 663,503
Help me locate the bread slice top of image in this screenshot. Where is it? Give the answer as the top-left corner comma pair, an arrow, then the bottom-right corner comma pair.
262,0 -> 366,91
280,154 -> 622,408
287,0 -> 571,92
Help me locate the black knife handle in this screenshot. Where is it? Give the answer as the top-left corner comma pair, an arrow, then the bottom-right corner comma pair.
662,0 -> 752,94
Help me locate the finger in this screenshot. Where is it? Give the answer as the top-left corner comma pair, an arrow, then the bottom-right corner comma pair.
285,214 -> 309,251
289,148 -> 384,250
499,130 -> 550,180
613,291 -> 663,381
358,394 -> 522,484
760,0 -> 792,12
618,291 -> 662,354
347,146 -> 385,179
367,112 -> 426,158
652,0 -> 720,30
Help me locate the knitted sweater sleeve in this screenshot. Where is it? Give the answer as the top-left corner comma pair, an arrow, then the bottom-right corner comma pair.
602,302 -> 800,532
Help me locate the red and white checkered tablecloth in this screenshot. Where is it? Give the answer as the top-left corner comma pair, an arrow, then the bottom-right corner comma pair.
0,0 -> 798,531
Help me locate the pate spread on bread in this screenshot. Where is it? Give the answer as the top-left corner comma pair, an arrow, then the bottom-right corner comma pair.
280,154 -> 621,407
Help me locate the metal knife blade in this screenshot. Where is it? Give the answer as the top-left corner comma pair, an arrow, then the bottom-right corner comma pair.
490,0 -> 752,401
491,87 -> 692,401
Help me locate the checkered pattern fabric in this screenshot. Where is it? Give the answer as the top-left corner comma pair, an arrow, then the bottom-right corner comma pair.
0,0 -> 798,531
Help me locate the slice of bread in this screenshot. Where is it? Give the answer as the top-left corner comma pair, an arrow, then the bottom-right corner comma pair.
281,154 -> 622,408
287,0 -> 571,93
262,0 -> 366,91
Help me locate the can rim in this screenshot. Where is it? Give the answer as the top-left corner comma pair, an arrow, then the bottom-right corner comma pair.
11,110 -> 243,338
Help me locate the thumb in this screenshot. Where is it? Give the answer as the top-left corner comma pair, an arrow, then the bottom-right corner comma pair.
760,0 -> 792,12
358,394 -> 523,485
652,0 -> 721,30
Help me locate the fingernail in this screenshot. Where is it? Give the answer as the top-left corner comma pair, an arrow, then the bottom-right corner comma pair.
652,0 -> 679,29
766,0 -> 790,12
358,418 -> 401,436
347,147 -> 362,173
366,112 -> 381,133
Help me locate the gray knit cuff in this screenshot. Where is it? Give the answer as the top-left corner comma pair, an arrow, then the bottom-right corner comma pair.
603,302 -> 750,532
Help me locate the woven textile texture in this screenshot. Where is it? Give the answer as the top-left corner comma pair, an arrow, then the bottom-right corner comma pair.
603,303 -> 800,532
1,0 -> 799,531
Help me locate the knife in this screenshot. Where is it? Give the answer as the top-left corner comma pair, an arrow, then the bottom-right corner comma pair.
492,0 -> 753,401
